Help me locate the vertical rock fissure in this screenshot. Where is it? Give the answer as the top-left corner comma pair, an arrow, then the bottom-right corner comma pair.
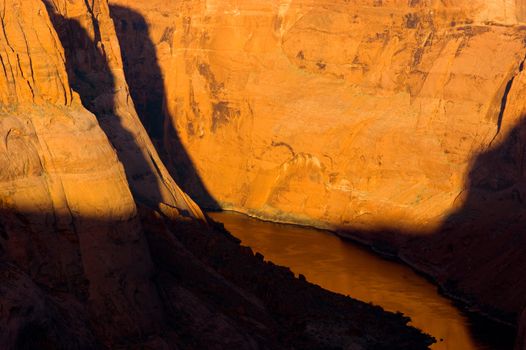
83,0 -> 102,44
491,53 -> 526,145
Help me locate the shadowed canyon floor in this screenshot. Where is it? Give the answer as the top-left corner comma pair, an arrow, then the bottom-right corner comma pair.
210,211 -> 516,350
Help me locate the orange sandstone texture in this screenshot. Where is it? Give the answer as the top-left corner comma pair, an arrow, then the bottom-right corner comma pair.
0,0 -> 433,348
0,0 -> 165,344
109,0 -> 526,336
44,0 -> 204,220
110,0 -> 526,231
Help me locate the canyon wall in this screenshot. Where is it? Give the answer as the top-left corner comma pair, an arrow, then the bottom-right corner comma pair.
109,0 -> 526,338
0,0 -> 166,345
44,0 -> 204,220
110,0 -> 526,232
0,0 -> 433,348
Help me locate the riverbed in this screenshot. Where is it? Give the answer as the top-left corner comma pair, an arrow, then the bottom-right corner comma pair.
208,211 -> 515,350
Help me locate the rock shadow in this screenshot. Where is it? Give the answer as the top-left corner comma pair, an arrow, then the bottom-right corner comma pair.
414,117 -> 526,321
108,5 -> 220,209
337,118 -> 526,349
43,3 -> 190,213
0,3 -> 438,350
0,203 -> 437,349
38,2 -> 523,348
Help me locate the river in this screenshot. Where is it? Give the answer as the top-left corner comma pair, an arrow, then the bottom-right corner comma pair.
208,211 -> 515,350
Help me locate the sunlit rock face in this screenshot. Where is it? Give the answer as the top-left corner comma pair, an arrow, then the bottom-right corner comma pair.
110,0 -> 526,231
0,1 -> 435,348
109,0 -> 526,333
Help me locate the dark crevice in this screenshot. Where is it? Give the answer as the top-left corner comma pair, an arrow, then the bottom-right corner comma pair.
82,0 -> 102,43
0,221 -> 8,240
496,76 -> 516,134
271,141 -> 296,157
491,54 -> 526,145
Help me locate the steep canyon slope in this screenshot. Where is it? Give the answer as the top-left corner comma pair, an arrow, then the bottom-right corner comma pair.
108,0 -> 526,344
0,0 -> 433,348
109,0 -> 526,230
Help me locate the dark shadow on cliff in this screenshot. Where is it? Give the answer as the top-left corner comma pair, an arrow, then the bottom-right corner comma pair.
0,207 -> 435,349
411,116 -> 526,324
0,5 -> 434,349
335,119 -> 526,350
42,6 -> 174,212
108,5 -> 220,210
102,6 -> 523,347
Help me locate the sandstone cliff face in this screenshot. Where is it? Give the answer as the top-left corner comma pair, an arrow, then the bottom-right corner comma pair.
44,0 -> 204,220
110,0 -> 526,231
0,0 -> 433,348
0,0 -> 164,345
109,0 -> 526,337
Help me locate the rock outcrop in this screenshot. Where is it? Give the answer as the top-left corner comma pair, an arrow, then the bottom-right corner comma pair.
109,0 -> 526,341
0,0 -> 433,348
44,0 -> 204,220
0,0 -> 165,344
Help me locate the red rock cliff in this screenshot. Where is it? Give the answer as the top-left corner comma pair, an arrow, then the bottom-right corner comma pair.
110,0 -> 526,229
0,0 -> 165,345
109,0 -> 526,341
0,0 -> 433,348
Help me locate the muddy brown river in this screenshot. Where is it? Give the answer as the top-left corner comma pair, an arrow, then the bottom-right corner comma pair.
208,211 -> 515,350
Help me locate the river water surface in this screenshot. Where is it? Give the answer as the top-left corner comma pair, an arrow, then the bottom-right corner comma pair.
208,211 -> 515,350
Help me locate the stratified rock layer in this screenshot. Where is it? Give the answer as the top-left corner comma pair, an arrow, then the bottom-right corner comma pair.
109,0 -> 526,229
109,0 -> 526,342
44,0 -> 204,220
0,0 -> 433,348
0,0 -> 165,344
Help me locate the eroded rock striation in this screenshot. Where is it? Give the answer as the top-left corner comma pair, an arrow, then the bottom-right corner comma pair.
44,0 -> 203,220
0,0 -> 164,345
0,0 -> 433,348
109,0 -> 526,230
109,0 -> 526,344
